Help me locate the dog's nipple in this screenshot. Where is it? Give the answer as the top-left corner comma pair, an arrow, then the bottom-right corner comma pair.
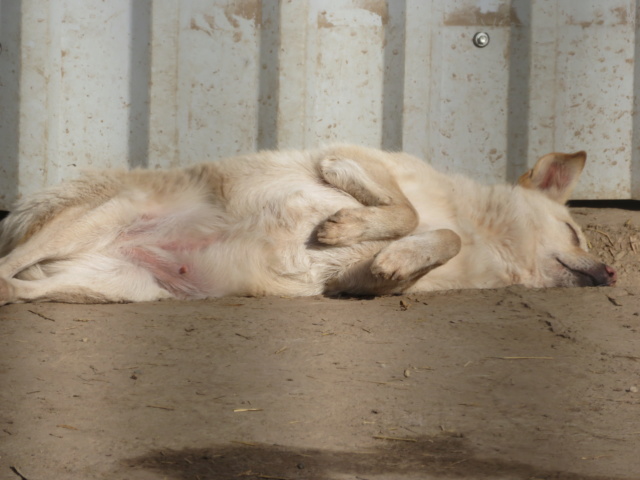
179,265 -> 188,275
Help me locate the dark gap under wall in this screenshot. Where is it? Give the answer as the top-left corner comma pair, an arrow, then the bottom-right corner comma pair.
568,200 -> 640,211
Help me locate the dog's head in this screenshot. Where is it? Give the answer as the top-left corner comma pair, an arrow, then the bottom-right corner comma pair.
517,151 -> 616,288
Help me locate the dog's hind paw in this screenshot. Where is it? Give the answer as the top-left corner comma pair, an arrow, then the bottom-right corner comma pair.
371,249 -> 419,282
316,208 -> 367,246
0,278 -> 15,306
370,229 -> 461,282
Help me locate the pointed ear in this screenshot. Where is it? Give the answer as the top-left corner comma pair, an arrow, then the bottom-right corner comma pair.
518,151 -> 586,204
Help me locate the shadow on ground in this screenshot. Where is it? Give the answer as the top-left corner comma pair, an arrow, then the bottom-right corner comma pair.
127,433 -> 623,480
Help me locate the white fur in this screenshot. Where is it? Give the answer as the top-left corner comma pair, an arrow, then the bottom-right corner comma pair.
0,145 -> 615,305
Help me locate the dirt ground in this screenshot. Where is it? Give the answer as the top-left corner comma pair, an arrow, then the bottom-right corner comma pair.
1,207 -> 640,480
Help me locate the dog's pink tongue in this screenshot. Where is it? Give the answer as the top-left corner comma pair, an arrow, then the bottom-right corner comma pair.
605,265 -> 617,286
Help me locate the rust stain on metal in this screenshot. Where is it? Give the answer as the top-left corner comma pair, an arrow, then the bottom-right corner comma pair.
355,0 -> 388,25
444,4 -> 521,27
318,1 -> 387,28
318,10 -> 334,29
189,14 -> 216,37
611,5 -> 630,25
224,0 -> 262,28
566,16 -> 604,29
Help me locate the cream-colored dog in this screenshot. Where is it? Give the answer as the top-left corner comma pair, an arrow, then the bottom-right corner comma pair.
0,145 -> 616,305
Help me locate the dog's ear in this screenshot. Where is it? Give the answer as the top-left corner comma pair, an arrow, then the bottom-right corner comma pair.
518,151 -> 586,204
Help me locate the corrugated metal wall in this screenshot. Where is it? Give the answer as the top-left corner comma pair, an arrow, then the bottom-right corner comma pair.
1,0 -> 639,210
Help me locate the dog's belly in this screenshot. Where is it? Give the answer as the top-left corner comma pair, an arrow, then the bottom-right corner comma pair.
114,180 -> 362,298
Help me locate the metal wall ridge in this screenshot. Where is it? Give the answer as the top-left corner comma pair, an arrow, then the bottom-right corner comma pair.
0,0 -> 638,209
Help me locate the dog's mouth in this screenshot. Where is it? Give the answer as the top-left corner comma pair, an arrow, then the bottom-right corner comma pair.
556,258 -> 617,287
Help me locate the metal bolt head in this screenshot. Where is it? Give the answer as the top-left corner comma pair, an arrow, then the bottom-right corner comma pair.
473,32 -> 490,48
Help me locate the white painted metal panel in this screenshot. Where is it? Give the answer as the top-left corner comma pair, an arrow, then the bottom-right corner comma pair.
527,1 -> 637,198
277,0 -> 391,148
421,1 -> 514,182
1,0 -> 639,211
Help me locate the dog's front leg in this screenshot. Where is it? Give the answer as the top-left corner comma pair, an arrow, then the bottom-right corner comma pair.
371,229 -> 461,282
317,203 -> 419,246
317,155 -> 418,245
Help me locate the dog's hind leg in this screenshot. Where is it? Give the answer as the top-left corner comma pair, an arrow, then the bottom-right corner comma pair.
0,207 -> 138,305
0,256 -> 172,305
324,229 -> 461,296
0,205 -> 108,280
317,155 -> 419,246
370,228 -> 461,282
0,208 -> 85,279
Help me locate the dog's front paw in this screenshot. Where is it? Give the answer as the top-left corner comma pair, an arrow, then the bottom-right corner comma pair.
371,248 -> 422,281
319,156 -> 345,186
320,156 -> 392,206
0,278 -> 15,306
316,208 -> 366,246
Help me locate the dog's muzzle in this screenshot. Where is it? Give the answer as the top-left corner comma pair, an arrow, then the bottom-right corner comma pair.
557,259 -> 617,287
